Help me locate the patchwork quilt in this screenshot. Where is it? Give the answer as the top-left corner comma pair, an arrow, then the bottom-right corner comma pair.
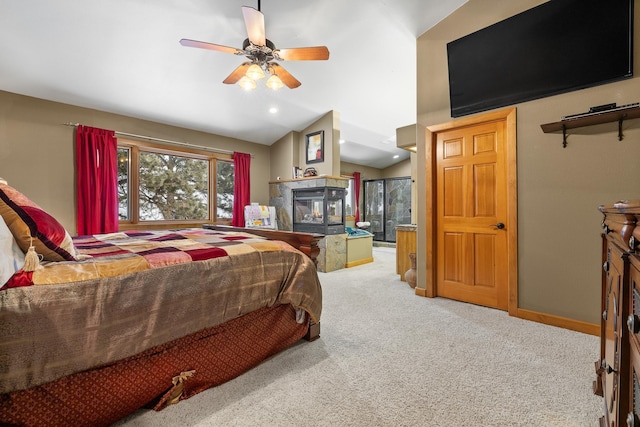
2,228 -> 297,288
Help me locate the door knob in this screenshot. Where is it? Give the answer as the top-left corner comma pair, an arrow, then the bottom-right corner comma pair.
602,359 -> 617,374
628,315 -> 640,334
489,222 -> 505,230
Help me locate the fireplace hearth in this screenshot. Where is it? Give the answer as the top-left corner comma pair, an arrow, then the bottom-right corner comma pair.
293,187 -> 345,235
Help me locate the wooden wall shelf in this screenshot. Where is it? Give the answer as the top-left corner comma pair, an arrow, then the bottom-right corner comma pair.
540,104 -> 640,147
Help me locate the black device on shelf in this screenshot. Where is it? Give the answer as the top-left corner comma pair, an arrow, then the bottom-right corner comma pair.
589,103 -> 617,114
561,103 -> 639,121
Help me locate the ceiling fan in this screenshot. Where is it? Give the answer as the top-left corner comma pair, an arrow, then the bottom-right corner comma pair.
179,1 -> 330,90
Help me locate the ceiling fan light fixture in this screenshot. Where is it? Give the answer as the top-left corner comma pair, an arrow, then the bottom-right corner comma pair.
180,4 -> 329,90
237,76 -> 257,90
246,63 -> 266,80
265,74 -> 284,90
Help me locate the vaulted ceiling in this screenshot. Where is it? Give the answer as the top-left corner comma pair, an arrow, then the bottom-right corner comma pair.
0,0 -> 467,169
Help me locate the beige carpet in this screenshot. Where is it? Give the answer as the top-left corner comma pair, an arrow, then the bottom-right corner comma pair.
114,247 -> 602,426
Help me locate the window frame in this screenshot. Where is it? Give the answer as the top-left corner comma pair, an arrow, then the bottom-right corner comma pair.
117,138 -> 233,230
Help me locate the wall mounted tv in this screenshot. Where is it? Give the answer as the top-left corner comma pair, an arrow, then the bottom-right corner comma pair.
446,0 -> 634,118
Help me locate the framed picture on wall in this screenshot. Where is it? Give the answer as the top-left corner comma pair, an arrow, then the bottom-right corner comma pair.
305,130 -> 324,164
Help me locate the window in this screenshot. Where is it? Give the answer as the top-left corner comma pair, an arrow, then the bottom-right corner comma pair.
117,140 -> 234,228
216,161 -> 234,219
343,175 -> 356,217
117,148 -> 130,220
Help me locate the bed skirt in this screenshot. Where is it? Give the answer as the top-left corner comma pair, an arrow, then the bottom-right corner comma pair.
0,304 -> 308,427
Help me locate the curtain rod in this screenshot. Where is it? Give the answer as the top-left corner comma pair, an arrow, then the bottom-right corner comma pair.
62,122 -> 252,157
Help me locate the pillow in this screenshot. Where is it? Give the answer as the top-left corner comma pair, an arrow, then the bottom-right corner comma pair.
0,183 -> 76,262
0,214 -> 25,285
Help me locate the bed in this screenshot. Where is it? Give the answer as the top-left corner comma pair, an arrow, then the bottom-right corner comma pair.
0,182 -> 323,427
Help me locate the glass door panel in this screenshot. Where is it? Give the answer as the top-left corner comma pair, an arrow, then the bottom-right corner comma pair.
385,178 -> 412,242
363,177 -> 411,242
364,180 -> 384,241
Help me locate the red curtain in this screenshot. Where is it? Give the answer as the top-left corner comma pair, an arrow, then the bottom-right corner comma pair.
76,125 -> 118,235
231,152 -> 251,227
353,171 -> 361,223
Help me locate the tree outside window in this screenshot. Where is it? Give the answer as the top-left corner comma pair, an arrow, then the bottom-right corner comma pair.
138,152 -> 208,220
118,147 -> 130,220
216,160 -> 234,219
117,142 -> 233,226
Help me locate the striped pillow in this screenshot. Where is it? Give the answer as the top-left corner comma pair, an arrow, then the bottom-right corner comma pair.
0,183 -> 76,262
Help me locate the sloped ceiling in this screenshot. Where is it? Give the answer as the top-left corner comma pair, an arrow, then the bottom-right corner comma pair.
0,0 -> 467,169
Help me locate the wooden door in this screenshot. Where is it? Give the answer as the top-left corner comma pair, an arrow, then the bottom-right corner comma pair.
436,120 -> 508,310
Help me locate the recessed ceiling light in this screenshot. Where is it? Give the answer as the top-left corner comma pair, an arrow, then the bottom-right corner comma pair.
339,139 -> 345,144
393,155 -> 399,159
269,107 -> 278,114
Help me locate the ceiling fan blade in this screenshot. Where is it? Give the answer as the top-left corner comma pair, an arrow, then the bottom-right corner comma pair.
276,46 -> 330,61
269,63 -> 301,88
223,62 -> 251,84
179,39 -> 241,55
242,6 -> 266,46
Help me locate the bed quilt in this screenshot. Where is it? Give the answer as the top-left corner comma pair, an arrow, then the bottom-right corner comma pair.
3,228 -> 294,288
0,228 -> 322,394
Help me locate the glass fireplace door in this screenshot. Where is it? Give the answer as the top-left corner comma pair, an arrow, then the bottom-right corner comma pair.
292,187 -> 345,235
363,177 -> 411,242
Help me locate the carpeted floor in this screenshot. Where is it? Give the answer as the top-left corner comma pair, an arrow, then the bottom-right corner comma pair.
114,247 -> 602,426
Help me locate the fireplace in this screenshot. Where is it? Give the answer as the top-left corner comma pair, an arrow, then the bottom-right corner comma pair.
293,187 -> 345,235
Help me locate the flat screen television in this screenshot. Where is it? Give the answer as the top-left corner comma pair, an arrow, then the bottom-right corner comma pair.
446,0 -> 634,118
